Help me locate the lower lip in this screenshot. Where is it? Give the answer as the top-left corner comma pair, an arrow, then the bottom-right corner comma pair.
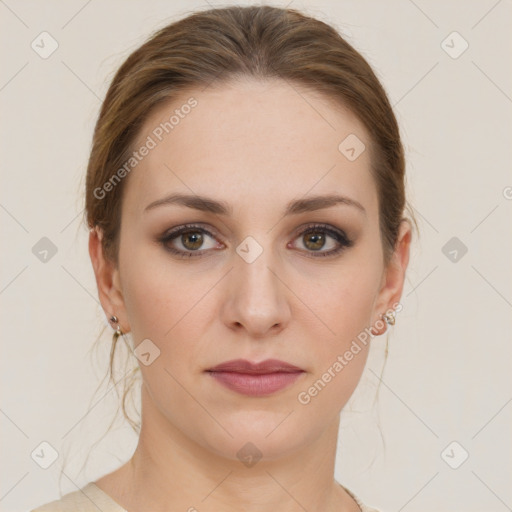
207,371 -> 304,396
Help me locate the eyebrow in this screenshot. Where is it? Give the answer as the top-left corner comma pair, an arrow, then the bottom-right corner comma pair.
143,192 -> 366,216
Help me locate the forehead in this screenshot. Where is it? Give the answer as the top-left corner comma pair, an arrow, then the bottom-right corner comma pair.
124,78 -> 377,217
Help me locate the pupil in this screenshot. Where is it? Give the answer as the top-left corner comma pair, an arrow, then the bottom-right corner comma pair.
183,232 -> 203,250
305,232 -> 324,250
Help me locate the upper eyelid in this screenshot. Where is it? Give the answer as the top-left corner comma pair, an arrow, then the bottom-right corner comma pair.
163,223 -> 216,237
163,221 -> 345,234
161,222 -> 349,246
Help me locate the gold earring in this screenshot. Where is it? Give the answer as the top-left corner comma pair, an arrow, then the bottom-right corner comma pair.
109,315 -> 123,339
382,311 -> 396,326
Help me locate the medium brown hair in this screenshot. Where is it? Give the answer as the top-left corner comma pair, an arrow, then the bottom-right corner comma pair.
83,4 -> 417,445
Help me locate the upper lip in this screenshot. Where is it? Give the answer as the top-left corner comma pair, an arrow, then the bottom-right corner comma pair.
206,359 -> 304,374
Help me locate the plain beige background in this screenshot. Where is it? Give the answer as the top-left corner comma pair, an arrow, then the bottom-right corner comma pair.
1,1 -> 511,511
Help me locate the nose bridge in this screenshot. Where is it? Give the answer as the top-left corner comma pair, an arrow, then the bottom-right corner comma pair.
224,233 -> 290,335
235,234 -> 281,302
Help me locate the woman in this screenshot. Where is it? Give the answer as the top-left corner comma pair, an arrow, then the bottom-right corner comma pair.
32,5 -> 413,511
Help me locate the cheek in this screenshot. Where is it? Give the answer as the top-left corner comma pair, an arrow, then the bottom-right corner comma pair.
308,259 -> 381,344
297,254 -> 381,410
119,247 -> 213,413
296,280 -> 376,419
120,236 -> 185,331
119,243 -> 217,363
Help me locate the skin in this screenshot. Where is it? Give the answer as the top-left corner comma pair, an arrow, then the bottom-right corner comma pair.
89,78 -> 411,512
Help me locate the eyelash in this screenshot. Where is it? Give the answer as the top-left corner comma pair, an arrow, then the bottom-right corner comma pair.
158,223 -> 354,259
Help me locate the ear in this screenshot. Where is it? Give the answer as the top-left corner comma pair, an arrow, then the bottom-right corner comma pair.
371,219 -> 412,336
88,227 -> 129,333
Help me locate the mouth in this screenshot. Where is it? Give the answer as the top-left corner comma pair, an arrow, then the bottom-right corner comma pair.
205,359 -> 305,396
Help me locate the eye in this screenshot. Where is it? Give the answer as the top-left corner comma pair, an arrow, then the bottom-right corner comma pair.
290,223 -> 353,257
158,224 -> 222,258
158,223 -> 353,259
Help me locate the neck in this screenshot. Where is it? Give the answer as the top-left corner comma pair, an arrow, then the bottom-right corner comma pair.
105,385 -> 360,512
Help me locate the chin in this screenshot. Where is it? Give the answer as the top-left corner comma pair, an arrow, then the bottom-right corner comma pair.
196,414 -> 322,464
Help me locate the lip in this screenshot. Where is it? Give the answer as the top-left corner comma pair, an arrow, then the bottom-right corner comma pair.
206,359 -> 305,396
207,358 -> 304,374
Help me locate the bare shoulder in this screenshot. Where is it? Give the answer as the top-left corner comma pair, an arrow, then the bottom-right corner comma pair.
30,482 -> 127,512
339,483 -> 382,512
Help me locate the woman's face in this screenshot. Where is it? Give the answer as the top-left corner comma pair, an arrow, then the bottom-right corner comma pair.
91,78 -> 409,461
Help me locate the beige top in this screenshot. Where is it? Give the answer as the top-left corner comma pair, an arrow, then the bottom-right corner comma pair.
30,482 -> 381,512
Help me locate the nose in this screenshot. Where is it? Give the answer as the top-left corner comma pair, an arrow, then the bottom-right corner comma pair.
220,243 -> 291,339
